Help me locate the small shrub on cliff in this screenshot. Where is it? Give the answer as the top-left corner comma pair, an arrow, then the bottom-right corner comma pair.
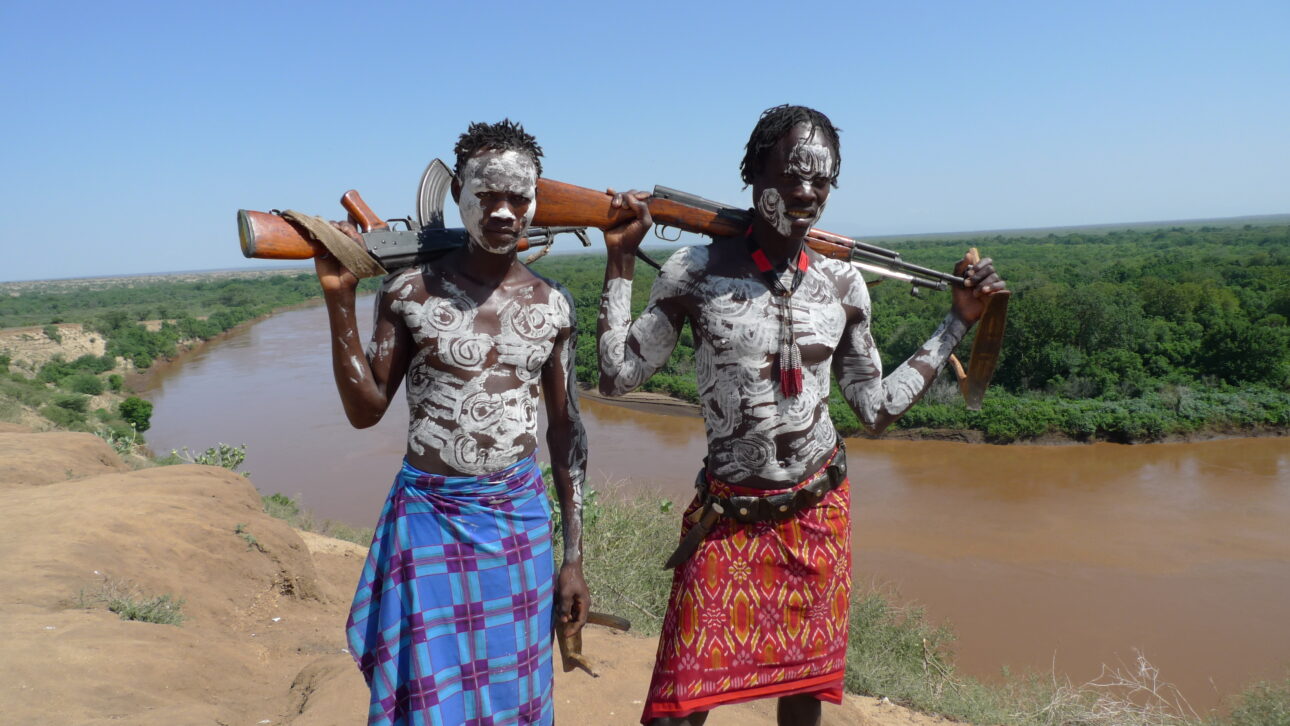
259,491 -> 373,546
53,393 -> 88,413
109,592 -> 186,625
38,356 -> 74,384
118,396 -> 153,433
96,424 -> 143,457
263,492 -> 300,519
168,442 -> 248,475
64,373 -> 104,396
40,404 -> 85,429
42,324 -> 62,343
72,353 -> 115,374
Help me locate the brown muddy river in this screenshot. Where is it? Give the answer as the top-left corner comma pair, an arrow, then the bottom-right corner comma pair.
138,298 -> 1290,711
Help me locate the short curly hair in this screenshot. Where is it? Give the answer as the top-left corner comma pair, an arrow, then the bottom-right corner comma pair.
739,105 -> 841,188
453,119 -> 544,178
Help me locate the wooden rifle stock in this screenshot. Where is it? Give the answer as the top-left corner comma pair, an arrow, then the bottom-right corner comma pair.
237,190 -> 390,261
238,209 -> 319,260
532,179 -> 896,267
531,179 -> 748,238
238,190 -> 540,264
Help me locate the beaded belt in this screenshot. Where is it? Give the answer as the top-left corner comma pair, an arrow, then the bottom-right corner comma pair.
663,439 -> 847,569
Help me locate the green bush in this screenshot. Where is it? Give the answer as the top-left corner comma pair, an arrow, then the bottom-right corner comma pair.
64,373 -> 104,396
106,373 -> 123,392
263,492 -> 301,519
167,443 -> 248,475
118,396 -> 153,432
72,353 -> 115,374
42,324 -> 62,343
38,357 -> 75,384
53,393 -> 88,413
897,402 -> 970,430
40,404 -> 86,429
1229,675 -> 1290,726
1,375 -> 50,407
973,397 -> 1052,443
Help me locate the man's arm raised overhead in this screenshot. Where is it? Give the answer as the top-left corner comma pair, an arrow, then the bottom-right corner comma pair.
596,190 -> 688,396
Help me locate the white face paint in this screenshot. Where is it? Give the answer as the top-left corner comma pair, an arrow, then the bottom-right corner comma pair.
757,188 -> 793,237
457,150 -> 538,255
755,124 -> 834,237
787,135 -> 834,181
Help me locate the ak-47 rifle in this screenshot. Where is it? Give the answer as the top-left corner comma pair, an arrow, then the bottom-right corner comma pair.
238,159 -> 1009,408
239,161 -> 592,268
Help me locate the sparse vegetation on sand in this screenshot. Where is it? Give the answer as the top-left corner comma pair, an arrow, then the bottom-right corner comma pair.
257,490 -> 374,546
75,574 -> 186,626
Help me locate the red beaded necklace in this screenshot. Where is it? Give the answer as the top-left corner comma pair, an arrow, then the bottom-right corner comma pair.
747,235 -> 809,397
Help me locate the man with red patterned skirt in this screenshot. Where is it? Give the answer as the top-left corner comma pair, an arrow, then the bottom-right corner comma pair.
597,105 -> 1006,725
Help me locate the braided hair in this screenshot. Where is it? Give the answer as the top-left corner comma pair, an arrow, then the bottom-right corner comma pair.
453,119 -> 544,178
739,105 -> 841,188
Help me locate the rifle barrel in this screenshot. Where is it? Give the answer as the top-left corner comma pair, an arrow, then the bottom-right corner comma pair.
849,248 -> 963,287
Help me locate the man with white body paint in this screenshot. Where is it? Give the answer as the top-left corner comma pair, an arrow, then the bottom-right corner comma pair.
316,120 -> 589,726
598,105 -> 1005,726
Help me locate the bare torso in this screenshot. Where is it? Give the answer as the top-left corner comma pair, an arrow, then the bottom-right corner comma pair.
378,260 -> 574,476
602,237 -> 867,487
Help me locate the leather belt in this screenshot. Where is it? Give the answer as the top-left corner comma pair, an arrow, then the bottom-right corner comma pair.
663,439 -> 847,570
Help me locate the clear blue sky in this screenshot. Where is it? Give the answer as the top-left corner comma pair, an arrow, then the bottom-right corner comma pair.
2,0 -> 1286,282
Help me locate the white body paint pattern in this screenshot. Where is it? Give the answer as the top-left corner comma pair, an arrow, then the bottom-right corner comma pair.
599,240 -> 966,486
553,284 -> 588,562
457,151 -> 538,255
379,268 -> 573,478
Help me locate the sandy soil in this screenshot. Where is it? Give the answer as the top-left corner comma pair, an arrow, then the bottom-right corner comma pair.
0,428 -> 952,725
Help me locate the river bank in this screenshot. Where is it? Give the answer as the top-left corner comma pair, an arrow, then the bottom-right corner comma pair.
577,385 -> 1290,446
122,297 -> 324,395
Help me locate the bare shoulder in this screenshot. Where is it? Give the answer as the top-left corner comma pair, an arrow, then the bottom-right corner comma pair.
378,265 -> 428,305
657,243 -> 712,285
811,253 -> 869,309
521,265 -> 567,302
519,265 -> 576,323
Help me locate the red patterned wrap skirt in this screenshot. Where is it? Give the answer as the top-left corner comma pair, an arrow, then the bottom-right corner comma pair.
640,465 -> 852,723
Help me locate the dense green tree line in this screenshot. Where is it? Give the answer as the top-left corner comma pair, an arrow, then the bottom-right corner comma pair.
3,223 -> 1286,443
0,272 -> 325,328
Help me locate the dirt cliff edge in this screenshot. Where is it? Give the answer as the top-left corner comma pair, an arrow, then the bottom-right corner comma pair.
0,428 -> 946,726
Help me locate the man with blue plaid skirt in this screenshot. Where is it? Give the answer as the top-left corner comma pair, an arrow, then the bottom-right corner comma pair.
315,119 -> 589,726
